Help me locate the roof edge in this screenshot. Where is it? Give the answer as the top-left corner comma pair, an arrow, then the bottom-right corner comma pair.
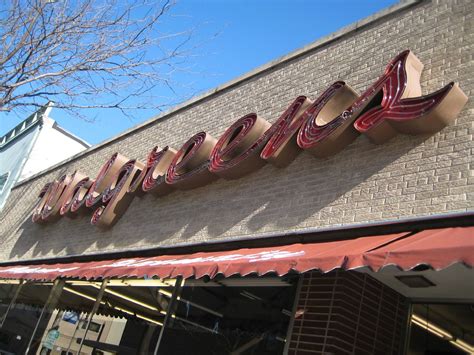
13,0 -> 424,189
51,122 -> 90,148
0,103 -> 51,149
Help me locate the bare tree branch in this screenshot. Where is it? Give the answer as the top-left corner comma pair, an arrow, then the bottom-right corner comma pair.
0,0 -> 197,118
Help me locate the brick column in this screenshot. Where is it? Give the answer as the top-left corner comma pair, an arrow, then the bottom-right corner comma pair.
288,270 -> 409,354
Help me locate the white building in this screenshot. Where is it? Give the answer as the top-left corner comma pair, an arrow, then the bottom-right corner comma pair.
0,103 -> 89,210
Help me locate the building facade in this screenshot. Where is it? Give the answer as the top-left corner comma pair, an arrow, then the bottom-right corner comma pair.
0,0 -> 472,354
0,103 -> 90,211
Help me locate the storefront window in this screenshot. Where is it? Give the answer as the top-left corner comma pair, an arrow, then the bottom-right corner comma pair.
0,281 -> 19,323
0,281 -> 55,354
407,303 -> 474,354
157,275 -> 299,355
0,276 -> 299,354
39,279 -> 171,354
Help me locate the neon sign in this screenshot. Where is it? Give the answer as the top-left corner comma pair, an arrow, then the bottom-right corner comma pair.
32,50 -> 468,228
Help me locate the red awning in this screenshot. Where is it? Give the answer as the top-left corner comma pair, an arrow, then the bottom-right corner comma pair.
0,226 -> 472,281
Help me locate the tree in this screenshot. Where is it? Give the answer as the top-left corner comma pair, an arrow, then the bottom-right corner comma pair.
0,0 -> 194,118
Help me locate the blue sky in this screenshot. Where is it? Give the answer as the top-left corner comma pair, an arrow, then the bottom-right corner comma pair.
0,0 -> 398,145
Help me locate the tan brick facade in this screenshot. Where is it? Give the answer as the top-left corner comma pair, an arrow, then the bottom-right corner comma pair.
0,0 -> 472,262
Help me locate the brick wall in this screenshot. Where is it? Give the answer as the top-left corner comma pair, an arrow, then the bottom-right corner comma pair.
288,271 -> 409,354
0,0 -> 472,262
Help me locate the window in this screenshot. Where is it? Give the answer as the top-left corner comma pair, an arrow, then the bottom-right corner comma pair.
408,303 -> 474,354
0,276 -> 299,354
81,320 -> 102,333
0,172 -> 9,193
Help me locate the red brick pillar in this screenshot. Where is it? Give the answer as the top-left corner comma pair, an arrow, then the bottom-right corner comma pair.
287,270 -> 409,354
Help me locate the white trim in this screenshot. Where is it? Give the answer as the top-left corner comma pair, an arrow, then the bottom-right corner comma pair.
0,171 -> 10,193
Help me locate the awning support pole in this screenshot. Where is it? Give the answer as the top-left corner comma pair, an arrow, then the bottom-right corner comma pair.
153,276 -> 183,355
283,275 -> 303,354
25,279 -> 65,354
230,335 -> 264,355
77,279 -> 108,354
65,312 -> 87,354
0,279 -> 24,328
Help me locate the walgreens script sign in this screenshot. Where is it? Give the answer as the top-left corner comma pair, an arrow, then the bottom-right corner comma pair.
32,50 -> 468,228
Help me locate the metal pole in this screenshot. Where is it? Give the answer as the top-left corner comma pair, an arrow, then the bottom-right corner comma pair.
65,312 -> 86,354
49,309 -> 64,329
230,335 -> 264,355
0,280 -> 24,328
283,275 -> 303,355
25,279 -> 65,354
77,279 -> 108,354
153,276 -> 183,355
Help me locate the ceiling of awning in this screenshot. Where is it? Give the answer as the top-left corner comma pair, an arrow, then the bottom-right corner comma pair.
0,226 -> 472,282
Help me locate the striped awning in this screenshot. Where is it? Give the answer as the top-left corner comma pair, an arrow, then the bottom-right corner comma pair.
0,226 -> 472,281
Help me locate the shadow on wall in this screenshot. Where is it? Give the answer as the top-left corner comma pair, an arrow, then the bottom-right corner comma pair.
9,131 -> 431,260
